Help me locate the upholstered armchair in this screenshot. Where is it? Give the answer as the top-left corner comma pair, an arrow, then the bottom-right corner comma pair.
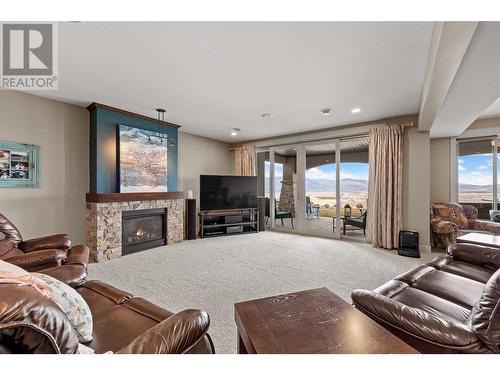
0,213 -> 89,285
430,202 -> 500,248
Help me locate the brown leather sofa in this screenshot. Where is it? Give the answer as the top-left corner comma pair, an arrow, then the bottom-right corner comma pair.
76,280 -> 214,354
352,243 -> 500,353
1,213 -> 87,273
38,245 -> 90,287
0,214 -> 214,354
0,278 -> 215,354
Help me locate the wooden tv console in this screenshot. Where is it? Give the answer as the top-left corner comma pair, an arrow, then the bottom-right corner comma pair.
199,208 -> 259,238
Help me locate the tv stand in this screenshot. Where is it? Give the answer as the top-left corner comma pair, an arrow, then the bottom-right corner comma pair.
199,208 -> 259,238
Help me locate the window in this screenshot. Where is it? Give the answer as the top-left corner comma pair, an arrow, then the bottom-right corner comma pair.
457,138 -> 497,219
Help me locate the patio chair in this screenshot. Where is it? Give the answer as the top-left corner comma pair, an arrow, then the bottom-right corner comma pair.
275,200 -> 294,229
343,211 -> 367,235
306,196 -> 320,219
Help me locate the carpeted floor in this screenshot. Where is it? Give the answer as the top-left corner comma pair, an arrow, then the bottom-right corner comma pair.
88,231 -> 440,354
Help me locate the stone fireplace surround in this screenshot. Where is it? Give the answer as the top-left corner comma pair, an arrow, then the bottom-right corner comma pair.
86,192 -> 184,262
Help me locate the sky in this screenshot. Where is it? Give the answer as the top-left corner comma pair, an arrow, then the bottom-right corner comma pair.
264,154 -> 498,187
458,153 -> 497,186
264,161 -> 369,180
263,154 -> 497,191
306,163 -> 368,180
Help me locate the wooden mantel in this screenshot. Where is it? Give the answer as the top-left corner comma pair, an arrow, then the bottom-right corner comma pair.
86,192 -> 185,203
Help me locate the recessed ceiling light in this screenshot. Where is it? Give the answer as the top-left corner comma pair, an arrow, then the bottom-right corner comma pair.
351,107 -> 361,114
230,128 -> 241,136
321,108 -> 332,116
261,113 -> 271,118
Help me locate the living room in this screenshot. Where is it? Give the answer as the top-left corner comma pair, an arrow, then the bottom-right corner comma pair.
1,2 -> 500,374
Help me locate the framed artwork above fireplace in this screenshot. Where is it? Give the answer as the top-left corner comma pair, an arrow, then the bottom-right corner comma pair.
118,124 -> 168,192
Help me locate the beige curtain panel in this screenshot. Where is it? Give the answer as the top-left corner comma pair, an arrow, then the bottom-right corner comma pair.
366,125 -> 404,249
235,146 -> 256,176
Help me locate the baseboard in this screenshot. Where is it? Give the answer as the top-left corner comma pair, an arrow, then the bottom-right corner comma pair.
419,245 -> 431,254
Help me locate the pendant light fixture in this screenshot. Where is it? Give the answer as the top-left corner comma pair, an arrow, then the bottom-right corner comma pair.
156,108 -> 166,144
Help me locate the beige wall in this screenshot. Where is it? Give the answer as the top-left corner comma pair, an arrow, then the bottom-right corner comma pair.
403,127 -> 431,250
178,131 -> 234,211
430,138 -> 451,203
0,91 -> 89,243
0,92 -> 234,243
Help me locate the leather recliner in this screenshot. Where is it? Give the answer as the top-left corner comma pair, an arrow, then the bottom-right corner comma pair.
0,214 -> 214,354
0,214 -> 88,285
351,243 -> 500,353
0,278 -> 215,354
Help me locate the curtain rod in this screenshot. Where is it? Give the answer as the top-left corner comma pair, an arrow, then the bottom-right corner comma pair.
228,122 -> 414,151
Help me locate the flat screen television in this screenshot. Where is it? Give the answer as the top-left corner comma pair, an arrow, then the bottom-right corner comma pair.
200,175 -> 257,211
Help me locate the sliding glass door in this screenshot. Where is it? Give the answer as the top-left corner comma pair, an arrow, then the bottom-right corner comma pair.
271,146 -> 300,231
304,142 -> 338,236
256,135 -> 369,239
339,139 -> 369,238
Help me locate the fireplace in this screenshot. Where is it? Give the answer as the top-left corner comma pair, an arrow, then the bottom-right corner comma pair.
122,208 -> 167,255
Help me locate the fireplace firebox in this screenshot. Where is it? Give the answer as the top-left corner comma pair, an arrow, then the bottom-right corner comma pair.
122,208 -> 167,255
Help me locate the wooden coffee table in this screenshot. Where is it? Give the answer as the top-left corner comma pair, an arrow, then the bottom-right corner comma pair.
457,232 -> 500,248
234,288 -> 418,354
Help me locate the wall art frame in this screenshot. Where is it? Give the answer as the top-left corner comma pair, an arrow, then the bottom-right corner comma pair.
0,140 -> 40,188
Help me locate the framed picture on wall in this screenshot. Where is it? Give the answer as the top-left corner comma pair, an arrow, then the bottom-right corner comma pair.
0,140 -> 40,188
117,125 -> 168,192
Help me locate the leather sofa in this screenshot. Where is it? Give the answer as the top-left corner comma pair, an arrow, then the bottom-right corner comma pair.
0,214 -> 214,354
352,243 -> 500,353
0,277 -> 215,354
76,280 -> 214,354
0,213 -> 88,281
39,245 -> 90,287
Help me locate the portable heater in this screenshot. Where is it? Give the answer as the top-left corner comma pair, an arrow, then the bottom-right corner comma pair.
398,230 -> 420,258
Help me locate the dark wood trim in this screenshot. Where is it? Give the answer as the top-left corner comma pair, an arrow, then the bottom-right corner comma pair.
86,102 -> 182,129
86,192 -> 185,203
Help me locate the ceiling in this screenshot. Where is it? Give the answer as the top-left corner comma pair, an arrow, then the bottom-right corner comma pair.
480,96 -> 500,119
30,22 -> 433,142
305,138 -> 369,155
428,22 -> 500,138
273,137 -> 369,157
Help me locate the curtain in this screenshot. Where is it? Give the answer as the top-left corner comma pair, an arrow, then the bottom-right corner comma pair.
366,125 -> 404,249
235,145 -> 255,176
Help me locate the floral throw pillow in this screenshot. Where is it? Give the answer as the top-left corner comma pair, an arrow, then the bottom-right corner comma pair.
32,273 -> 93,343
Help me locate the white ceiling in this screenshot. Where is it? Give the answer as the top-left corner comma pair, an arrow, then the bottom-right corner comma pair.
32,22 -> 433,142
480,96 -> 500,119
429,22 -> 500,138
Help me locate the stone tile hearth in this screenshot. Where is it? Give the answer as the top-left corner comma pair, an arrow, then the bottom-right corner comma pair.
86,198 -> 184,262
